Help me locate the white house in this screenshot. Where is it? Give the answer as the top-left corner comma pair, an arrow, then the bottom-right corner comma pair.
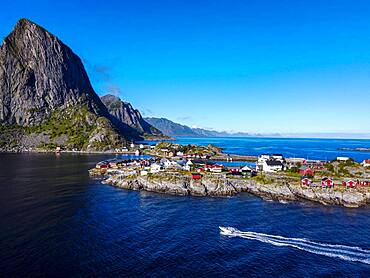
183,160 -> 194,171
160,158 -> 177,168
209,165 -> 224,173
150,163 -> 162,173
176,151 -> 184,157
337,157 -> 350,162
135,150 -> 140,156
139,144 -> 144,149
160,158 -> 170,165
140,170 -> 148,176
257,154 -> 270,169
262,160 -> 284,172
272,154 -> 284,161
258,154 -> 271,162
362,159 -> 370,167
257,154 -> 285,172
241,165 -> 254,172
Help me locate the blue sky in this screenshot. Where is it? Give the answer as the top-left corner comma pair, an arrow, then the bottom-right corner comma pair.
1,0 -> 370,134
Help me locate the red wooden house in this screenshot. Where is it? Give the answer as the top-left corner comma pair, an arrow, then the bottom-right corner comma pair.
229,168 -> 241,173
358,180 -> 370,187
342,180 -> 356,188
299,166 -> 314,176
205,164 -> 224,173
191,173 -> 202,180
321,178 -> 334,187
96,163 -> 109,169
301,177 -> 312,186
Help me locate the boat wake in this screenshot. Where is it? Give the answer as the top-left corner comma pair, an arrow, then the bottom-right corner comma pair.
219,227 -> 370,265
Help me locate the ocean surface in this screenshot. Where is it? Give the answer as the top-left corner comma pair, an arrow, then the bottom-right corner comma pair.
1,138 -> 370,277
157,137 -> 370,162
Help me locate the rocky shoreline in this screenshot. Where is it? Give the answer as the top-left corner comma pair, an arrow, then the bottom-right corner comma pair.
101,174 -> 370,208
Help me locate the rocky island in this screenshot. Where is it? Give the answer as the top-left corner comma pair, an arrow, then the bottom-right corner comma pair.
100,173 -> 369,208
90,151 -> 370,208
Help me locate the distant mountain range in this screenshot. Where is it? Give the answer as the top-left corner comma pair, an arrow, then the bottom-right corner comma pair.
145,118 -> 370,139
144,117 -> 257,137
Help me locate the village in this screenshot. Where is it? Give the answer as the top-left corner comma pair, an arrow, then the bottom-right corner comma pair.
90,142 -> 370,190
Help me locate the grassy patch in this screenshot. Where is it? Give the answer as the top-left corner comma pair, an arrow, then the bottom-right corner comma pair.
252,174 -> 273,184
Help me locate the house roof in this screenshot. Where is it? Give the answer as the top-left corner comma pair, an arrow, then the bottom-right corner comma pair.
229,172 -> 243,176
345,180 -> 355,183
299,165 -> 312,170
266,160 -> 283,166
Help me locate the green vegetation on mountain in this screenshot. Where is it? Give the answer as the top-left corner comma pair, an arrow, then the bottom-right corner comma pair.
0,105 -> 126,151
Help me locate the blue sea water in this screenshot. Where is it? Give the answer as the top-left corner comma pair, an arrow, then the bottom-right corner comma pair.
1,138 -> 370,277
162,137 -> 370,162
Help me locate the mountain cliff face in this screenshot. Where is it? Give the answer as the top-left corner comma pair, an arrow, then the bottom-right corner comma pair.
0,19 -> 136,151
101,94 -> 163,138
0,18 -> 107,125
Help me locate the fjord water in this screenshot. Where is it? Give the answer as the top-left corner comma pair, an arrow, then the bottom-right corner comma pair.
0,146 -> 370,276
171,137 -> 370,162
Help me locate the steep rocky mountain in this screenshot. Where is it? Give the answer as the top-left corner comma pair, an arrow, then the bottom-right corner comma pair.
144,117 -> 252,137
101,94 -> 163,138
0,19 -> 140,151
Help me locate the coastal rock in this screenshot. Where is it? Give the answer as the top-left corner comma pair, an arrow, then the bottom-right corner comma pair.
235,180 -> 296,202
202,178 -> 237,196
188,180 -> 207,196
137,177 -> 189,196
341,191 -> 366,208
100,174 -> 370,207
231,179 -> 256,192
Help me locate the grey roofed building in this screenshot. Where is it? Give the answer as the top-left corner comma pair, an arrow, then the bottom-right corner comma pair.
266,160 -> 284,166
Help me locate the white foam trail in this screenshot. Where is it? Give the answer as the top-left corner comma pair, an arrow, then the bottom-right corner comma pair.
219,227 -> 370,265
